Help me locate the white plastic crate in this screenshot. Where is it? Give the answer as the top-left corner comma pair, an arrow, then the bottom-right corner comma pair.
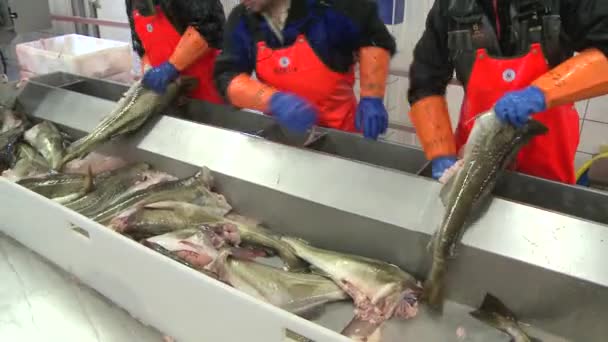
16,34 -> 132,79
0,178 -> 351,342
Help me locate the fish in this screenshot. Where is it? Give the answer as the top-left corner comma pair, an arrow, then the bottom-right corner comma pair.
144,228 -> 223,270
63,152 -> 129,175
60,77 -> 197,168
1,143 -> 50,181
209,220 -> 308,272
65,163 -> 151,216
1,108 -> 24,133
91,168 -> 231,224
23,121 -> 64,170
109,201 -> 228,240
17,169 -> 93,203
0,125 -> 24,170
282,237 -> 421,338
470,293 -> 541,342
211,249 -> 349,316
424,112 -> 548,312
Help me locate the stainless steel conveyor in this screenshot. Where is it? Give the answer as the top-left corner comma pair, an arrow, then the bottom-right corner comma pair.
20,72 -> 608,226
2,73 -> 608,341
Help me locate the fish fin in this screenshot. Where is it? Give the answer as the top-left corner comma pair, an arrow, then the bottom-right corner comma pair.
470,293 -> 517,325
143,201 -> 185,210
426,230 -> 438,253
341,316 -> 383,341
439,173 -> 457,206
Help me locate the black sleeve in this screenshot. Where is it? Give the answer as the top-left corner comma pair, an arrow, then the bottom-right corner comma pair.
170,0 -> 226,49
332,0 -> 396,55
213,5 -> 256,98
125,0 -> 145,57
407,1 -> 454,104
561,0 -> 608,56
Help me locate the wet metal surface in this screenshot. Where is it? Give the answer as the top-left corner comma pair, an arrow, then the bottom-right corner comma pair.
0,233 -> 163,342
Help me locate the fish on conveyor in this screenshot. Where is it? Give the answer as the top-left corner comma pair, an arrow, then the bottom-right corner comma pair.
424,112 -> 548,312
0,125 -> 24,171
1,108 -> 24,133
91,168 -> 231,224
17,170 -> 93,204
65,163 -> 151,216
470,293 -> 541,342
63,152 -> 128,175
282,237 -> 421,336
23,121 -> 64,170
60,77 -> 197,168
210,249 -> 349,316
110,201 -> 229,240
1,143 -> 50,181
209,220 -> 308,272
144,228 -> 224,270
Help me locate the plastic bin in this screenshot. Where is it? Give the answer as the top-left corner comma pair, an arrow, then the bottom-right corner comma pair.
16,34 -> 132,79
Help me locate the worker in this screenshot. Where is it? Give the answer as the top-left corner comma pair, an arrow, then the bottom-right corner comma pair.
126,0 -> 225,104
407,0 -> 608,184
213,0 -> 396,139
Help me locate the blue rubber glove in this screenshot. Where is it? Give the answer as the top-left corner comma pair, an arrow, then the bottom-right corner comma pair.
356,97 -> 389,140
269,92 -> 318,133
142,62 -> 179,93
494,86 -> 547,128
432,156 -> 457,180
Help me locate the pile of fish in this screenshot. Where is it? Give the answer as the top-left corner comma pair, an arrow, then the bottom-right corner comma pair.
1,74 -> 548,340
0,78 -> 425,341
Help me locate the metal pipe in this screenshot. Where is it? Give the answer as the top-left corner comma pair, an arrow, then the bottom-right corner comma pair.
87,0 -> 101,38
70,0 -> 88,34
51,15 -> 129,29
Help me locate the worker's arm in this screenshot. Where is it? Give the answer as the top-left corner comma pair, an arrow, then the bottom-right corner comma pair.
406,1 -> 457,179
214,6 -> 316,133
332,0 -> 396,140
142,0 -> 225,93
495,0 -> 608,126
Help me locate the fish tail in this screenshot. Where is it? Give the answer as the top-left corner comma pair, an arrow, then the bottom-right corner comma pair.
423,260 -> 447,313
470,293 -> 517,324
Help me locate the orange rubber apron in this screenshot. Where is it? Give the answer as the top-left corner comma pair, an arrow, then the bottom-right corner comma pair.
255,34 -> 357,131
454,43 -> 579,184
133,7 -> 224,104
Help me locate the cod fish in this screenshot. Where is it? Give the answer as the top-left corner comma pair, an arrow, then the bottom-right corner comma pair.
209,220 -> 308,272
17,171 -> 93,204
65,163 -> 151,216
211,250 -> 349,316
63,152 -> 128,175
282,237 -> 421,338
23,121 -> 64,170
91,168 -> 231,224
425,112 -> 548,312
470,294 -> 540,342
1,143 -> 50,181
61,78 -> 197,168
110,201 -> 228,240
145,228 -> 224,270
0,125 -> 24,170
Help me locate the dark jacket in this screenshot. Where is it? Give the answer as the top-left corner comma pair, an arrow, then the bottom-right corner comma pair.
126,0 -> 225,57
213,0 -> 396,99
408,0 -> 608,104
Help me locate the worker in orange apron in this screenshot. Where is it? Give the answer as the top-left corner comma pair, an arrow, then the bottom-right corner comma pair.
408,0 -> 608,184
213,0 -> 396,139
126,0 -> 225,104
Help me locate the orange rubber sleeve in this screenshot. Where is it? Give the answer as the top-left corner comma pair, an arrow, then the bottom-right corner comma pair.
533,48 -> 608,108
227,74 -> 278,112
169,26 -> 210,72
408,95 -> 457,160
359,47 -> 391,98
